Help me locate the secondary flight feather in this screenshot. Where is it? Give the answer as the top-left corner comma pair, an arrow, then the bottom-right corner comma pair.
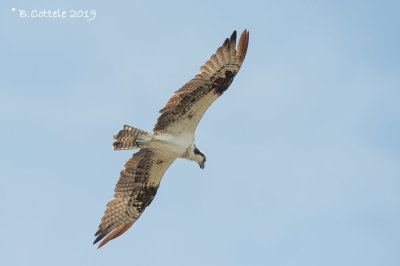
94,30 -> 249,248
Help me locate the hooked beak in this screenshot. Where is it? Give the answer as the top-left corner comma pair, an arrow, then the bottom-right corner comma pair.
199,160 -> 205,169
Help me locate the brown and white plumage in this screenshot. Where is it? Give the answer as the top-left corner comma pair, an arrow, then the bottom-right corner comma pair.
94,30 -> 249,248
154,30 -> 249,135
94,149 -> 175,248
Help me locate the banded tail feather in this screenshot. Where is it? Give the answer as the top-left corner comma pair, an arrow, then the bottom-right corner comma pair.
113,125 -> 151,150
94,30 -> 249,248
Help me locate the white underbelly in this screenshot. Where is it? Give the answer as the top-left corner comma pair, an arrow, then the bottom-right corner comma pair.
148,133 -> 194,157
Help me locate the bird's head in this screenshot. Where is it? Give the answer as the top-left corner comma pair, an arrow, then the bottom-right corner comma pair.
193,146 -> 206,169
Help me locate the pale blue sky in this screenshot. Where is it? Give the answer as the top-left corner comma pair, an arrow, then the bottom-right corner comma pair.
1,1 -> 399,265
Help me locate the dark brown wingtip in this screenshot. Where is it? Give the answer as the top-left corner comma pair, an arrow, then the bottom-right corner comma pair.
229,30 -> 237,48
95,222 -> 134,249
230,30 -> 237,42
237,29 -> 249,62
223,38 -> 230,48
93,232 -> 105,245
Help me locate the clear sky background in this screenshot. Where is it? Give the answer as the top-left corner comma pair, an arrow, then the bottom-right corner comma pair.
1,0 -> 399,265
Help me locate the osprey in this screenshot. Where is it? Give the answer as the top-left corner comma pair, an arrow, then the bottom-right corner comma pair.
94,30 -> 249,248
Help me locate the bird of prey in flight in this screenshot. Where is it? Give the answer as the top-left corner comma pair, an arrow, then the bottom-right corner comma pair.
94,30 -> 249,248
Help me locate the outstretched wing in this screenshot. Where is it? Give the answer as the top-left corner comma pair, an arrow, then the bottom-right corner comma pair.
154,30 -> 249,135
93,148 -> 176,248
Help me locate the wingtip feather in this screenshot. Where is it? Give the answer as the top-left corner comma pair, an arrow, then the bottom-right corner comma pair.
230,30 -> 237,42
95,222 -> 134,249
237,29 -> 249,62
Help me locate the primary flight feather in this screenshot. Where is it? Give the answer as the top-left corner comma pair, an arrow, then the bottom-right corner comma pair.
94,30 -> 249,248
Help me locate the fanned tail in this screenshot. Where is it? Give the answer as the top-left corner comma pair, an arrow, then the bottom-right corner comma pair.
113,125 -> 151,150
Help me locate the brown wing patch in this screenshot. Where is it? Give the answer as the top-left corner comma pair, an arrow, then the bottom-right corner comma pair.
153,30 -> 249,134
93,148 -> 175,248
